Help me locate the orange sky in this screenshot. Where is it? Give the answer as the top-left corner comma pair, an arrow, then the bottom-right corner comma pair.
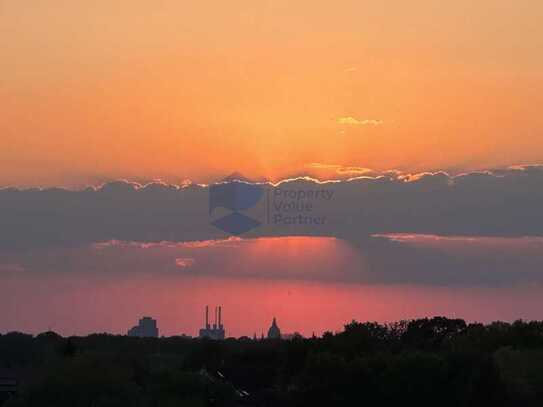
2,0 -> 543,186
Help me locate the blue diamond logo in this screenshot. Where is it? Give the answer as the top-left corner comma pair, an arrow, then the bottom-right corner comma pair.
211,212 -> 261,235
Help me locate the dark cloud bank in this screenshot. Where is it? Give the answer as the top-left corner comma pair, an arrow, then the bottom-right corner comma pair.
1,165 -> 543,285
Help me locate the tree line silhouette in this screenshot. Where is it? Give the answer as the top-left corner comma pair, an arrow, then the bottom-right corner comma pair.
2,317 -> 543,406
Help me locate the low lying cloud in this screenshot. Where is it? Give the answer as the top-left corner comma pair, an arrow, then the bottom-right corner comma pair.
3,233 -> 543,286
374,234 -> 543,249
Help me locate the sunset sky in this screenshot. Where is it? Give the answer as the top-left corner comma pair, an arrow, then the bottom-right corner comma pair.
3,0 -> 543,186
2,1 -> 543,337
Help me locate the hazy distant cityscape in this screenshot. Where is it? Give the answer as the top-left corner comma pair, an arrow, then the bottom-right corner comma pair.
127,306 -> 297,341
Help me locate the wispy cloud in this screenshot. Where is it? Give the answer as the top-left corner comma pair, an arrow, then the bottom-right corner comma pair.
92,237 -> 243,251
306,163 -> 374,176
336,116 -> 383,126
336,166 -> 374,175
175,258 -> 195,268
306,163 -> 342,170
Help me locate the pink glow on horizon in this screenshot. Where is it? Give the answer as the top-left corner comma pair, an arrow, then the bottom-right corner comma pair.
2,235 -> 543,337
2,271 -> 543,338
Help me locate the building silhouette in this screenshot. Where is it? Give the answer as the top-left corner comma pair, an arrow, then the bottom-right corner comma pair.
267,317 -> 281,339
282,332 -> 303,340
127,317 -> 159,338
199,306 -> 225,340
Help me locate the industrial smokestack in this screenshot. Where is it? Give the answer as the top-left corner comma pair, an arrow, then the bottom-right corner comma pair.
214,306 -> 218,329
219,306 -> 222,328
205,305 -> 209,329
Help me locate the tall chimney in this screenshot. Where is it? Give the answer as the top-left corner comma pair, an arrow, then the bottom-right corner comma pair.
214,306 -> 217,329
219,306 -> 222,328
205,305 -> 209,329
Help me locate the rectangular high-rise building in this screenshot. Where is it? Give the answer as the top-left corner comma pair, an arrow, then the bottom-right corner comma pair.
127,316 -> 159,338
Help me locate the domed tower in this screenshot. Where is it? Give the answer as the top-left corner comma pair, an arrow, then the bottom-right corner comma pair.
267,317 -> 281,339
